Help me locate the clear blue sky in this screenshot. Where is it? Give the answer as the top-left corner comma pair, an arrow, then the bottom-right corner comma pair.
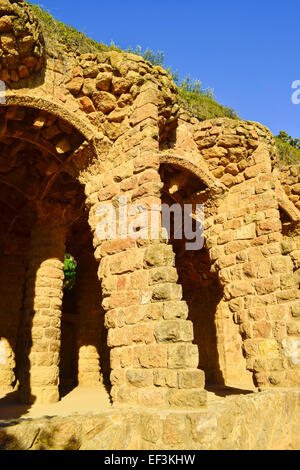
31,0 -> 300,138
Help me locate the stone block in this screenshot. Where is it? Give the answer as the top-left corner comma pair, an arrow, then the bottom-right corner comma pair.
244,163 -> 269,179
163,301 -> 189,320
234,223 -> 256,240
218,136 -> 241,148
134,344 -> 168,368
130,103 -> 158,126
257,220 -> 282,236
253,321 -> 272,338
291,301 -> 300,318
132,324 -> 154,344
109,250 -> 144,274
149,267 -> 178,285
224,281 -> 255,299
119,347 -> 134,368
141,414 -> 163,444
107,288 -> 141,310
254,276 -> 280,295
154,320 -> 193,343
162,414 -> 187,445
92,91 -> 117,113
96,72 -> 112,91
107,327 -> 131,347
167,389 -> 207,408
30,366 -> 59,387
167,344 -> 199,369
137,388 -> 166,407
126,369 -> 153,387
258,339 -> 280,358
144,244 -> 175,267
66,77 -> 84,95
153,369 -> 178,388
152,283 -> 182,302
178,370 -> 205,389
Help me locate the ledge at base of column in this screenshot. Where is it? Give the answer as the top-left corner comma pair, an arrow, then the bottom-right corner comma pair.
112,385 -> 207,409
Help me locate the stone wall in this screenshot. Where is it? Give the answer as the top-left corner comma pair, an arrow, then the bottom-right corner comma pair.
279,164 -> 300,211
0,0 -> 299,415
165,117 -> 300,389
0,389 -> 299,450
0,0 -> 45,84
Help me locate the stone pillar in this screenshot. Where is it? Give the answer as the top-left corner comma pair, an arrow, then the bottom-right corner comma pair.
96,240 -> 207,409
0,253 -> 26,396
77,253 -> 103,386
19,219 -> 66,405
206,149 -> 300,389
89,179 -> 208,409
82,79 -> 207,408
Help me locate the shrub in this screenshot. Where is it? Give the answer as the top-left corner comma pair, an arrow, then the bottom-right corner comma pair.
29,3 -> 122,55
275,131 -> 300,165
63,254 -> 77,292
28,3 -> 238,122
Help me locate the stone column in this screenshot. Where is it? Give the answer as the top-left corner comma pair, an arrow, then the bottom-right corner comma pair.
207,153 -> 300,389
83,79 -> 207,409
86,169 -> 207,408
19,219 -> 66,405
96,239 -> 207,409
0,252 -> 26,396
77,253 -> 103,386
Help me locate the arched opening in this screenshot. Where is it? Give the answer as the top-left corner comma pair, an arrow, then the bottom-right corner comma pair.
59,216 -> 111,399
159,163 -> 225,387
60,254 -> 79,396
0,104 -> 111,412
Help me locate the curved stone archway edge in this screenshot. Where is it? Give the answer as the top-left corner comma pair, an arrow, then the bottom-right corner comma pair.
4,93 -> 99,142
159,152 -> 227,194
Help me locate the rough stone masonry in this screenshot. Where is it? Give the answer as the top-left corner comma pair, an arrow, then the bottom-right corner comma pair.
0,0 -> 299,450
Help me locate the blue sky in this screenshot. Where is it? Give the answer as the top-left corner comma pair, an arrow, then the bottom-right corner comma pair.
31,0 -> 300,138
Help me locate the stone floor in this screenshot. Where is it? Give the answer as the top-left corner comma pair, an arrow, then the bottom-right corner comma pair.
0,386 -> 299,450
0,385 -> 112,420
0,383 -> 257,421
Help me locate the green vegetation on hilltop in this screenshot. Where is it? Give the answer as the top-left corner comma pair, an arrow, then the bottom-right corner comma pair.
177,77 -> 239,121
28,2 -> 238,121
29,3 -> 122,54
27,3 -> 300,160
275,131 -> 300,165
115,46 -> 239,121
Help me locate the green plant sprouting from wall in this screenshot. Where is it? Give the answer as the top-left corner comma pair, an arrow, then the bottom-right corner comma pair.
63,254 -> 77,292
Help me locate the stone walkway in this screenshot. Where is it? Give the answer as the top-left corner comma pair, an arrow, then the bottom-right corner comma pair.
0,385 -> 112,421
0,383 -> 257,421
0,388 -> 298,450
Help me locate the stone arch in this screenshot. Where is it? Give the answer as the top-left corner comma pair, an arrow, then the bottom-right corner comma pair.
158,159 -> 250,389
0,101 -> 110,406
4,93 -> 98,141
159,153 -> 224,192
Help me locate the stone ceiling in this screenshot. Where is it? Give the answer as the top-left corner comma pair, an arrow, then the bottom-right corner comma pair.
0,105 -> 88,255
